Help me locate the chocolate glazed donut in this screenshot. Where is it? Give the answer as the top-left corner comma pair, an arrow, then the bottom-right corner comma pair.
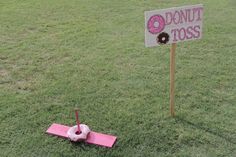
157,32 -> 170,44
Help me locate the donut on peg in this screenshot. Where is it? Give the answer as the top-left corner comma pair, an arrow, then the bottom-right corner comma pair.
67,124 -> 90,142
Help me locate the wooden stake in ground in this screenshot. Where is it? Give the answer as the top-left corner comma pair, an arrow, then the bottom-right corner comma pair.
170,43 -> 176,117
75,109 -> 81,134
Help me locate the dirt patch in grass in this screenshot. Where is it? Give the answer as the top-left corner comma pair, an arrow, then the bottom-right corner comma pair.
0,69 -> 9,77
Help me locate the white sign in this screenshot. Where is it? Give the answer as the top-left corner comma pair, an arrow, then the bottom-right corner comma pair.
145,4 -> 203,47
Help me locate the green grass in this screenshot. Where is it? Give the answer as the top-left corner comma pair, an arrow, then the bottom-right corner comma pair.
1,0 -> 236,156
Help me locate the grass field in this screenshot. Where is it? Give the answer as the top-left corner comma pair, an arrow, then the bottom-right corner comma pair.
1,0 -> 236,156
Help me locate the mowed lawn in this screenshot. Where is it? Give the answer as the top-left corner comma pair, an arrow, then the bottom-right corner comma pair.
1,0 -> 236,156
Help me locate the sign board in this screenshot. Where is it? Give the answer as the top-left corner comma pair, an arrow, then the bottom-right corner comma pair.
145,4 -> 203,47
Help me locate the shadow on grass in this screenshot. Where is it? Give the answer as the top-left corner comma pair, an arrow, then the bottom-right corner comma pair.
175,116 -> 236,145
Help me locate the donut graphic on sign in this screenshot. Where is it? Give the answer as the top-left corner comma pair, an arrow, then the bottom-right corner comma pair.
157,32 -> 170,44
147,14 -> 170,45
147,14 -> 165,34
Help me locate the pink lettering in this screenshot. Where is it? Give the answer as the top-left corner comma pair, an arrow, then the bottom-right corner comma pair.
165,12 -> 173,25
164,7 -> 203,26
193,25 -> 201,38
179,10 -> 187,24
179,28 -> 186,40
173,11 -> 181,24
171,29 -> 178,42
187,9 -> 194,22
194,7 -> 203,21
186,26 -> 194,39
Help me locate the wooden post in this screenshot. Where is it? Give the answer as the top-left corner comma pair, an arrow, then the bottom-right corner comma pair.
75,109 -> 81,134
170,43 -> 176,117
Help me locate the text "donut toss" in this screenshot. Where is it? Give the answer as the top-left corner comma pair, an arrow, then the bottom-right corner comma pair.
145,4 -> 203,47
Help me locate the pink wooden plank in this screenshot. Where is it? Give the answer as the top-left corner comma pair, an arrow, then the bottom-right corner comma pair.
46,123 -> 117,148
86,131 -> 117,148
46,123 -> 70,138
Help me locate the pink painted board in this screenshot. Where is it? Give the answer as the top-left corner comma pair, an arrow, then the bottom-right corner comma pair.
86,131 -> 117,148
46,123 -> 70,138
46,123 -> 117,148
